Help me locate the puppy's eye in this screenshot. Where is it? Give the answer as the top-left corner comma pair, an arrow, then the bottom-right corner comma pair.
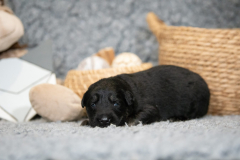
114,102 -> 120,107
91,103 -> 96,108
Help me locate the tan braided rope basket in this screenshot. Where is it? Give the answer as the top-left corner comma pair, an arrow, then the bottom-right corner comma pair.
147,12 -> 240,115
64,63 -> 152,98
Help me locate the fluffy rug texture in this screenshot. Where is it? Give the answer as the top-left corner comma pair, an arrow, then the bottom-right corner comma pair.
0,115 -> 240,160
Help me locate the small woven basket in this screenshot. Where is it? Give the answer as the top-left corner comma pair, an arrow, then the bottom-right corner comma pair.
147,12 -> 240,115
64,63 -> 152,98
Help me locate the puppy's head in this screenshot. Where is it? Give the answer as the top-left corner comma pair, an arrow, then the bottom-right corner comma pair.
81,77 -> 134,127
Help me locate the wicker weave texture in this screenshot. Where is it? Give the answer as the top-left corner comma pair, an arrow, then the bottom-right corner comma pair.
64,63 -> 152,98
147,12 -> 240,115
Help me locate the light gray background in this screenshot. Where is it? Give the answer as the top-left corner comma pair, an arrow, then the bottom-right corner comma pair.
7,0 -> 240,78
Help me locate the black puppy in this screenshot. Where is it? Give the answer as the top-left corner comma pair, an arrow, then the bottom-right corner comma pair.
81,65 -> 210,127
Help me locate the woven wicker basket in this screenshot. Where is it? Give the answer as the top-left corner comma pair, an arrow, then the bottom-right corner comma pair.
64,63 -> 152,98
147,12 -> 240,115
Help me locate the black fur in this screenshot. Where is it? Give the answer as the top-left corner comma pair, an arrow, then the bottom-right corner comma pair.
81,65 -> 210,127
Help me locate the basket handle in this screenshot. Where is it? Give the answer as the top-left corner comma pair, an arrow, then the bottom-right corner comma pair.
146,12 -> 166,37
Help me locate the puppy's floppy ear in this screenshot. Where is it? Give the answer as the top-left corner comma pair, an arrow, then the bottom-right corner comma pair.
124,91 -> 134,106
81,91 -> 89,108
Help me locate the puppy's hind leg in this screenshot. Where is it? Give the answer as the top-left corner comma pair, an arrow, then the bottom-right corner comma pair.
131,105 -> 160,126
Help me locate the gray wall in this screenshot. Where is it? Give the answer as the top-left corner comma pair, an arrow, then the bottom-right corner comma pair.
7,0 -> 240,78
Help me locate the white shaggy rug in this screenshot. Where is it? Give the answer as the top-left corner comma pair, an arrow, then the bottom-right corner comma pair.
0,115 -> 240,160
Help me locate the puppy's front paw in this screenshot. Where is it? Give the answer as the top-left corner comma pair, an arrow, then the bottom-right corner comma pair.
128,120 -> 142,126
81,119 -> 90,126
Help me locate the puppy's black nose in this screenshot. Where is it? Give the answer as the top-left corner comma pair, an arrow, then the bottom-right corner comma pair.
98,117 -> 111,125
